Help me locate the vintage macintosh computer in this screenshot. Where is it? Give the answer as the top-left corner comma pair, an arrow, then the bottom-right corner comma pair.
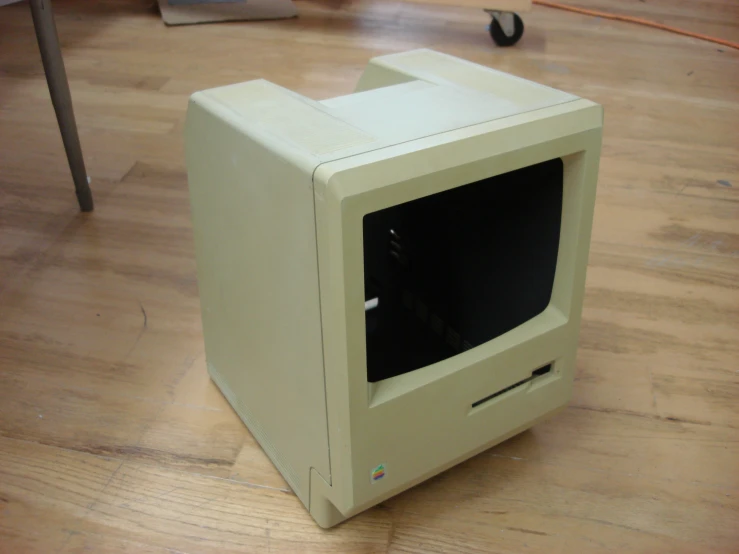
185,49 -> 602,527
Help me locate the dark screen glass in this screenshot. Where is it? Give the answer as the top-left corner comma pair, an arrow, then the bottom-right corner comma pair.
363,158 -> 563,383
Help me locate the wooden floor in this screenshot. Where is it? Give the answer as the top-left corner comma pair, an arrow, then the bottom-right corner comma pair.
1,0 -> 738,552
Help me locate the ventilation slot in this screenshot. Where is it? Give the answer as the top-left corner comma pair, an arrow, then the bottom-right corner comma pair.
471,364 -> 552,409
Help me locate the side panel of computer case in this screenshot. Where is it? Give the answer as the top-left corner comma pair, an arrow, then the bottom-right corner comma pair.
184,94 -> 332,509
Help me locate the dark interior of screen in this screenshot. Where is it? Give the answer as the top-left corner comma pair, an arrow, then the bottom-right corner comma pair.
363,158 -> 563,383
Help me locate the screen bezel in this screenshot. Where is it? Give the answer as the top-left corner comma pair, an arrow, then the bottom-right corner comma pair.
355,149 -> 585,406
360,157 -> 566,384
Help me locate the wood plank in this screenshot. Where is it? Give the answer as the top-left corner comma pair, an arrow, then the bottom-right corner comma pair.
0,437 -> 392,554
0,437 -> 123,554
492,407 -> 739,489
399,0 -> 531,12
387,455 -> 738,553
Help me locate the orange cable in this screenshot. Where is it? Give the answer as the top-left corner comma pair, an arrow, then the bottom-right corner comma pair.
532,0 -> 739,51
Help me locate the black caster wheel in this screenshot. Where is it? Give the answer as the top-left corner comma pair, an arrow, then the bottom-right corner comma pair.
487,11 -> 524,47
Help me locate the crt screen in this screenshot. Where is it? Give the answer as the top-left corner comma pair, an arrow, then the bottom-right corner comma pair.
363,158 -> 563,383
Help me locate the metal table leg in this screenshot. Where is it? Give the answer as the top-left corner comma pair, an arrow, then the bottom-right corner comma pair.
29,0 -> 94,212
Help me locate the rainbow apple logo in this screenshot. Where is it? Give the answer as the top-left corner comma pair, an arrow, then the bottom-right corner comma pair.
371,464 -> 386,482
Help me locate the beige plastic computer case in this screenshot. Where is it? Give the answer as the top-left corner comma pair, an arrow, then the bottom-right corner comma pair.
185,49 -> 602,528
